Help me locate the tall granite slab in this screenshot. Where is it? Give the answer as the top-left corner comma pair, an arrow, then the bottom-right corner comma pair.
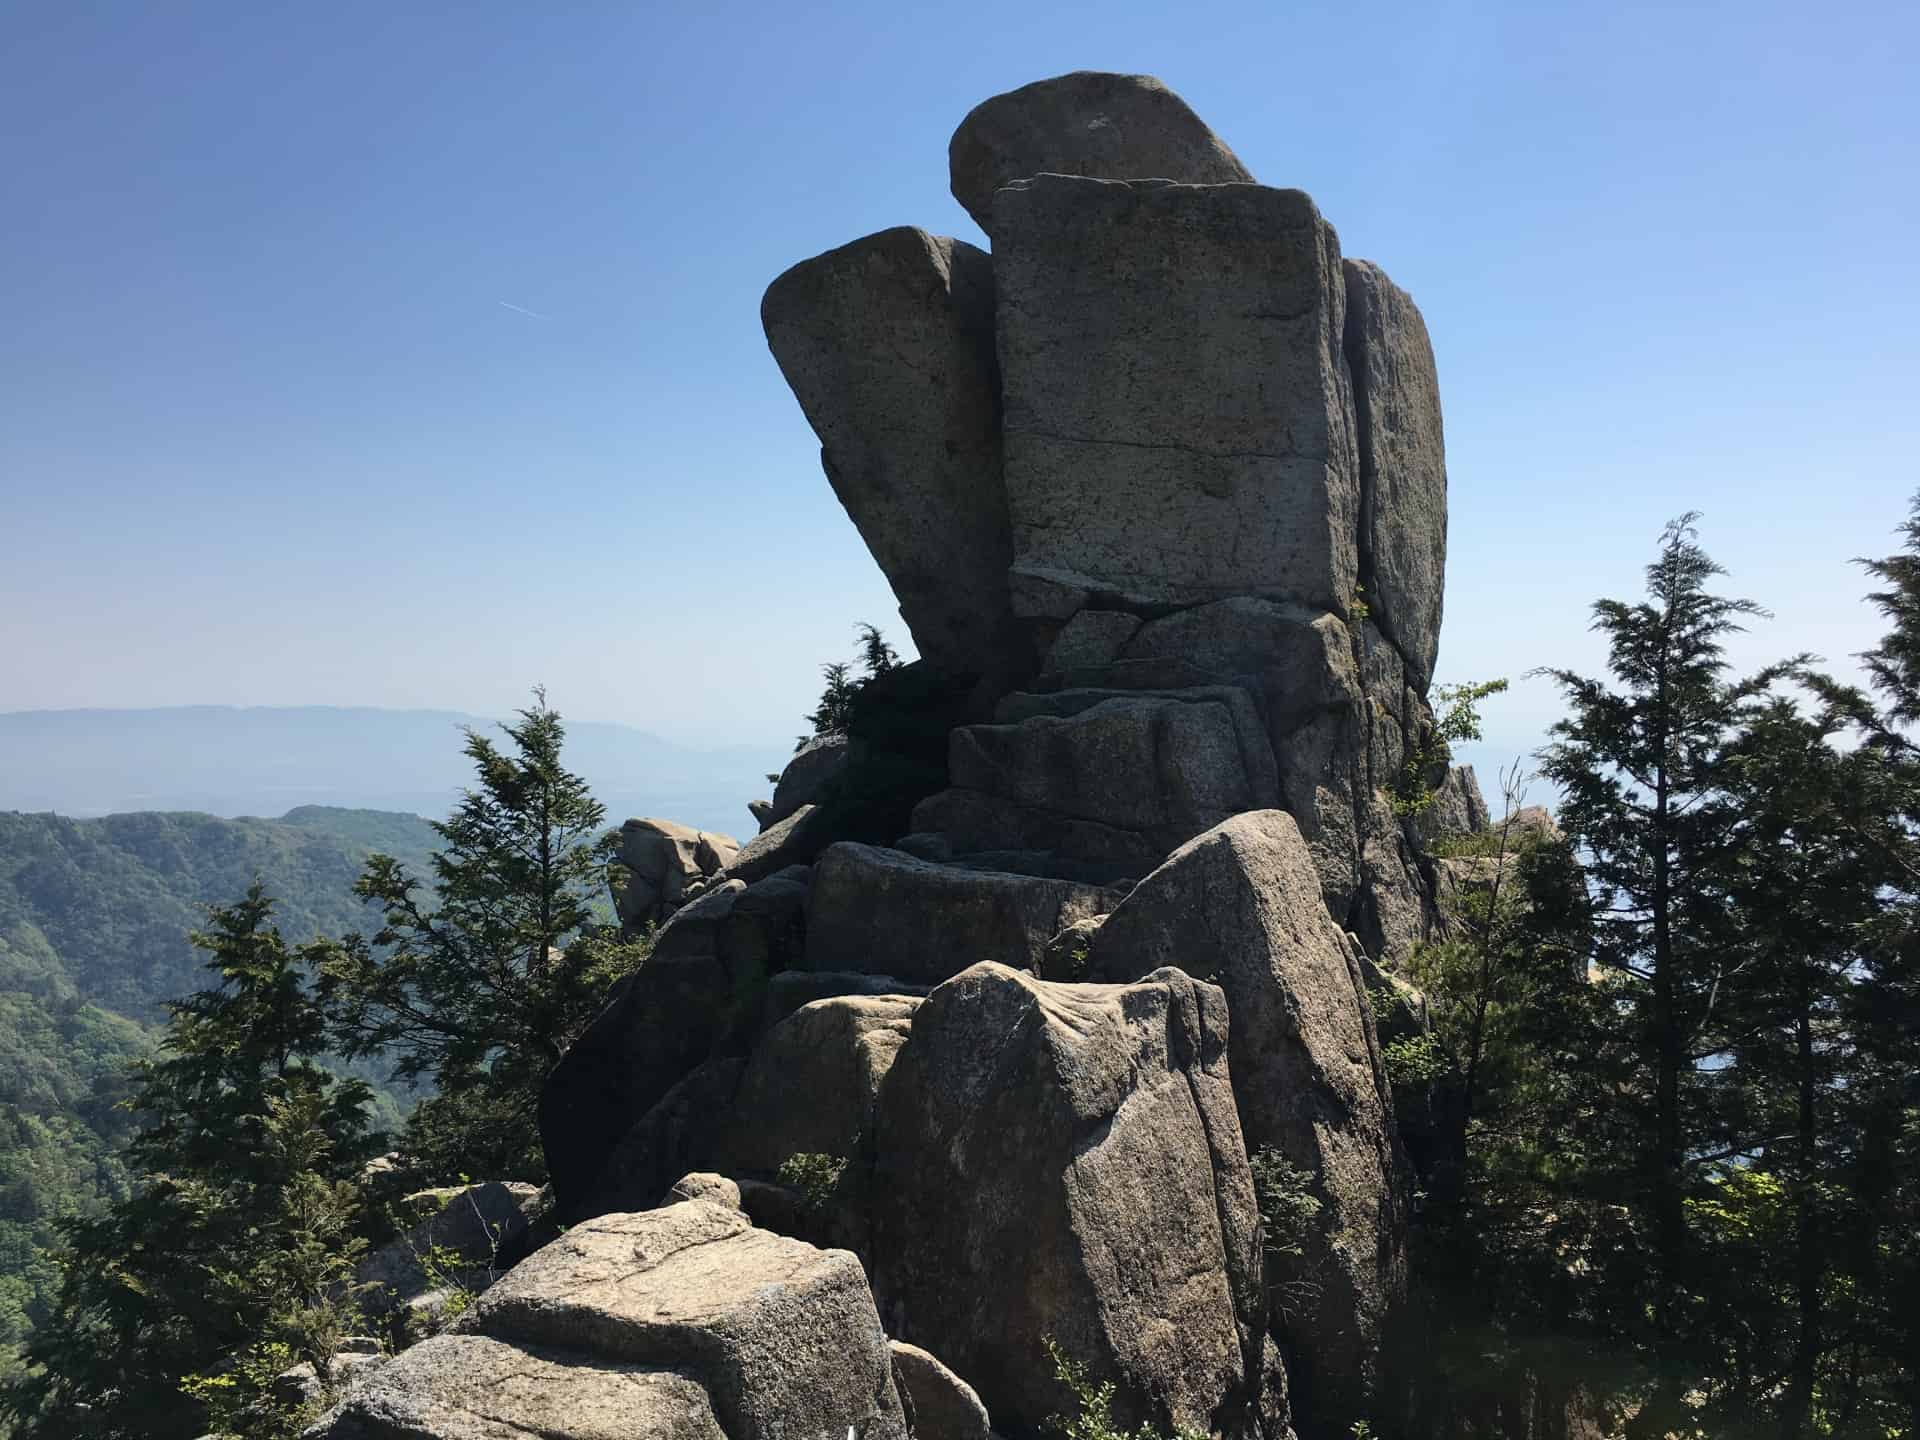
1344,258 -> 1447,692
763,227 -> 1013,677
991,176 -> 1361,620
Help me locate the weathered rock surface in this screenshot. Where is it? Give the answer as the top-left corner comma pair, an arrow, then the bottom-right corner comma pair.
663,1171 -> 743,1211
713,992 -> 920,1181
722,803 -> 830,884
914,690 -> 1278,871
1412,763 -> 1491,848
763,228 -> 1012,677
1344,258 -> 1447,692
767,734 -> 849,827
460,1202 -> 907,1440
541,883 -> 759,1216
355,1182 -> 540,1318
1041,607 -> 1143,673
762,968 -> 931,1031
890,1340 -> 992,1440
304,1332 -> 725,1439
584,1059 -> 745,1220
872,962 -> 1281,1439
1086,811 -> 1405,1433
948,71 -> 1252,236
1120,599 -> 1366,905
614,818 -> 738,930
993,175 -> 1359,619
805,841 -> 1126,981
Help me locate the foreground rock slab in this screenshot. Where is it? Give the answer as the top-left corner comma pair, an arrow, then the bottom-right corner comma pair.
461,1201 -> 907,1440
304,1331 -> 724,1439
873,962 -> 1282,1439
1088,810 -> 1405,1433
763,227 -> 1013,677
949,71 -> 1252,236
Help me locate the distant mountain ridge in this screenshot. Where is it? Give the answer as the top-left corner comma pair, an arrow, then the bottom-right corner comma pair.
0,705 -> 786,840
0,805 -> 444,1021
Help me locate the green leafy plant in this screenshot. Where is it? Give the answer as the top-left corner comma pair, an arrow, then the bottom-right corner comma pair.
1392,678 -> 1509,817
1249,1147 -> 1323,1263
1043,1336 -> 1207,1440
776,1152 -> 848,1214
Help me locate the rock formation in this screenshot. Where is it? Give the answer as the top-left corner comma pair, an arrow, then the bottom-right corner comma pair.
330,69 -> 1467,1440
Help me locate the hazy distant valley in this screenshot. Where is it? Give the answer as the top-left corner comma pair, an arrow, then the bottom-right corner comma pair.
0,705 -> 789,842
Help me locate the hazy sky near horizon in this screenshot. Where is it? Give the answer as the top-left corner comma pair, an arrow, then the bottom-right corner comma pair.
3,0 -> 1915,762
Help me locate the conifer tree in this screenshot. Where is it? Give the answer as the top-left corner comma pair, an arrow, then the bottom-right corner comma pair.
0,887 -> 377,1440
318,694 -> 645,1181
1527,515 -> 1803,1428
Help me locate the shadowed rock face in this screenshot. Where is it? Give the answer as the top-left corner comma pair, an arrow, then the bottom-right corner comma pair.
992,176 -> 1360,621
762,227 -> 1014,678
948,71 -> 1253,237
871,962 -> 1283,1440
1088,811 -> 1407,1433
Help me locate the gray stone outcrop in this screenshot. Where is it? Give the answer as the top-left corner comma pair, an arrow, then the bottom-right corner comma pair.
871,962 -> 1284,1439
304,1332 -> 725,1439
804,841 -> 1126,981
459,1203 -> 907,1440
1087,811 -> 1406,1433
766,733 -> 849,828
948,71 -> 1252,236
762,228 -> 1012,677
1344,258 -> 1448,692
613,818 -> 738,930
992,175 -> 1359,620
309,1204 -> 907,1440
890,1340 -> 993,1440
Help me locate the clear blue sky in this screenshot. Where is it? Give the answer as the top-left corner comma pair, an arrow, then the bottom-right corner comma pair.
3,0 -> 1915,770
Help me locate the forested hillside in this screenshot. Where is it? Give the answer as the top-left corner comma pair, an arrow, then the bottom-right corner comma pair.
0,807 -> 438,1019
0,806 -> 440,1401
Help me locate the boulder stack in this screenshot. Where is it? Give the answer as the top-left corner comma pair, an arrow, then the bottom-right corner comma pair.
530,68 -> 1468,1440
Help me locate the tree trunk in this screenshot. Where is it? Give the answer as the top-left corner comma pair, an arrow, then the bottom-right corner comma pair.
1779,995 -> 1821,1438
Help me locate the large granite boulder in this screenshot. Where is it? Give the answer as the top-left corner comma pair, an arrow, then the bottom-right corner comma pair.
948,71 -> 1252,236
992,175 -> 1359,620
913,689 -> 1278,873
872,962 -> 1283,1440
1119,599 -> 1366,906
1087,811 -> 1406,1434
890,1340 -> 993,1440
578,1058 -> 746,1220
303,1332 -> 726,1439
762,227 -> 1013,677
1343,258 -> 1447,692
461,1203 -> 906,1440
767,733 -> 848,827
355,1182 -> 540,1321
804,841 -> 1126,981
312,1203 -> 907,1440
613,818 -> 738,930
541,873 -> 798,1218
712,992 -> 920,1181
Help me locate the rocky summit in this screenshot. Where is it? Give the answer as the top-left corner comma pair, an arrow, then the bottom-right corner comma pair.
310,70 -> 1479,1440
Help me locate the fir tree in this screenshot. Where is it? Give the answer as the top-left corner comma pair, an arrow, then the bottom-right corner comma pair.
1527,514 -> 1804,1428
0,888 -> 377,1440
317,693 -> 646,1181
